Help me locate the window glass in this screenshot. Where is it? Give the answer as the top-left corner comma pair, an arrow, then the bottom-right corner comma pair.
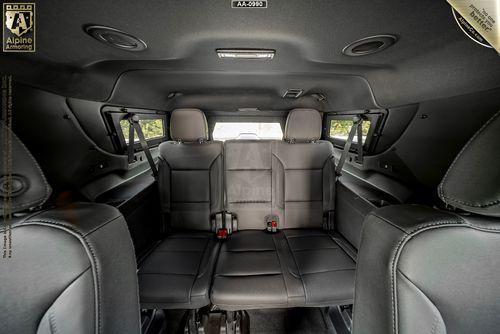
329,119 -> 371,143
213,122 -> 283,141
120,118 -> 165,143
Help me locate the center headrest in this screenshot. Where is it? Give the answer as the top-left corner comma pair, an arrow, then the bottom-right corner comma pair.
438,110 -> 500,217
0,123 -> 51,215
284,109 -> 322,142
170,109 -> 209,142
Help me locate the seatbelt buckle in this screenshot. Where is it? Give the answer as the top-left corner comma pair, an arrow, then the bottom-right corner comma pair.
267,220 -> 278,233
211,211 -> 237,239
265,214 -> 280,233
323,210 -> 335,230
216,228 -> 229,239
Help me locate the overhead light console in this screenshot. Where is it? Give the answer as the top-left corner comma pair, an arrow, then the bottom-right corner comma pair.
216,49 -> 275,59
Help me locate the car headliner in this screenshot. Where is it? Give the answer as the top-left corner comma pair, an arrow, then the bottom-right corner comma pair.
1,0 -> 499,111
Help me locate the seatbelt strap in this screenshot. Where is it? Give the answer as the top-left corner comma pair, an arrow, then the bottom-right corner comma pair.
127,119 -> 135,164
335,116 -> 362,176
356,118 -> 364,164
128,114 -> 158,179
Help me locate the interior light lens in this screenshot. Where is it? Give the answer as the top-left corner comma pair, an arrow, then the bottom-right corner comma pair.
216,49 -> 275,59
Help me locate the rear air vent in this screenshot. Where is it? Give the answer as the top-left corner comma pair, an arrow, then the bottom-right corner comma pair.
282,89 -> 304,99
84,25 -> 147,51
342,35 -> 397,56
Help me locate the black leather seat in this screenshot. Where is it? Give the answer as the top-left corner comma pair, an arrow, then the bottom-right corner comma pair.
352,110 -> 500,334
138,109 -> 221,309
0,123 -> 141,334
211,109 -> 356,310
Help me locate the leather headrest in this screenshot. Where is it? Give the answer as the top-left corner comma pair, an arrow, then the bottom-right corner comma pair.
170,109 -> 209,142
438,110 -> 500,217
0,123 -> 51,214
284,109 -> 322,142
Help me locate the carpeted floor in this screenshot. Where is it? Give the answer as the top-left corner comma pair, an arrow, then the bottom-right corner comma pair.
163,307 -> 337,334
247,308 -> 336,334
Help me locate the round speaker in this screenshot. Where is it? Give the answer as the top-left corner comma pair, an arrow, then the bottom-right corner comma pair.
342,35 -> 397,56
84,25 -> 147,51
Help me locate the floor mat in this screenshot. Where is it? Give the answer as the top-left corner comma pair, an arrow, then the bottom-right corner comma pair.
163,307 -> 337,334
247,308 -> 336,334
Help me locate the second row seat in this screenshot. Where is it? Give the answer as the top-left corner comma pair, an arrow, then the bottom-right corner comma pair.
138,108 -> 357,311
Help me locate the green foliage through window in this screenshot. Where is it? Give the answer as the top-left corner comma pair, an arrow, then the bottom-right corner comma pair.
120,118 -> 165,143
329,119 -> 371,143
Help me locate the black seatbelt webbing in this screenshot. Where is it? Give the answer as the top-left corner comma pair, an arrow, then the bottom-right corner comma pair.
128,115 -> 159,179
127,119 -> 135,164
335,116 -> 363,176
356,119 -> 364,164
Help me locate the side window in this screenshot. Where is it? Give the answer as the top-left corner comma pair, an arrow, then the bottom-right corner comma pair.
329,119 -> 371,143
326,112 -> 385,152
102,106 -> 168,153
119,118 -> 165,143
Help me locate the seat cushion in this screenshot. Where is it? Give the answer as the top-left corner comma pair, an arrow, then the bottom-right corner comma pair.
211,231 -> 300,310
283,229 -> 356,306
211,229 -> 356,310
138,232 -> 219,309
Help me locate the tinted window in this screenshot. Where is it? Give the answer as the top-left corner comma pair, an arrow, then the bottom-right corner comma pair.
329,119 -> 371,143
120,118 -> 165,143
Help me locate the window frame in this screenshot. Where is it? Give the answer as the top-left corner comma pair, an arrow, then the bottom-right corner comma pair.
324,110 -> 386,153
101,105 -> 168,154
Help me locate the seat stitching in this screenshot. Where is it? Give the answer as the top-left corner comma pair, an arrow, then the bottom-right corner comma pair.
3,125 -> 51,210
300,267 -> 355,275
225,249 -> 276,253
389,218 -> 466,334
149,249 -> 204,253
48,313 -> 58,334
396,269 -> 443,334
438,110 -> 500,208
282,231 -> 308,301
138,272 -> 197,276
325,231 -> 358,262
19,218 -> 122,334
36,266 -> 93,333
272,234 -> 291,304
214,273 -> 283,278
188,237 -> 210,304
292,246 -> 340,251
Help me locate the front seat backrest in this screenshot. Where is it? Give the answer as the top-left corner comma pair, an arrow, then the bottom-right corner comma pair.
0,123 -> 141,334
352,110 -> 500,334
158,108 -> 223,230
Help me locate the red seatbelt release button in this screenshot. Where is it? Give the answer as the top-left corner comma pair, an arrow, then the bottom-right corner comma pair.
216,228 -> 229,239
267,221 -> 278,233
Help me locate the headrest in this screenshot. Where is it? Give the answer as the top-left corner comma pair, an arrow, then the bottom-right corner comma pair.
438,110 -> 500,217
284,109 -> 322,142
0,123 -> 51,214
170,109 -> 209,142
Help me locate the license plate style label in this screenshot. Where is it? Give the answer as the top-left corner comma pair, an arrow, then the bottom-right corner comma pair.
232,1 -> 267,8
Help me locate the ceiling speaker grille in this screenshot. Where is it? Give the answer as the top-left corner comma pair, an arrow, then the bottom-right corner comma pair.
84,25 -> 147,52
342,35 -> 397,56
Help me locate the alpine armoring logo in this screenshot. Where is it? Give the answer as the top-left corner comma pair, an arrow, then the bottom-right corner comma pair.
3,3 -> 35,52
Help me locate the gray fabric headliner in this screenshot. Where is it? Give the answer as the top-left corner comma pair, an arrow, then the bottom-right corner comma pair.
1,0 -> 499,110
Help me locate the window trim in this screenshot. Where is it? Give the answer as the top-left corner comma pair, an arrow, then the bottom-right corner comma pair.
325,110 -> 386,153
101,105 -> 168,154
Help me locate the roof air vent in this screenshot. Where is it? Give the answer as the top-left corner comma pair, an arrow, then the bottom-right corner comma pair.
342,34 -> 397,56
282,89 -> 304,99
84,25 -> 147,51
